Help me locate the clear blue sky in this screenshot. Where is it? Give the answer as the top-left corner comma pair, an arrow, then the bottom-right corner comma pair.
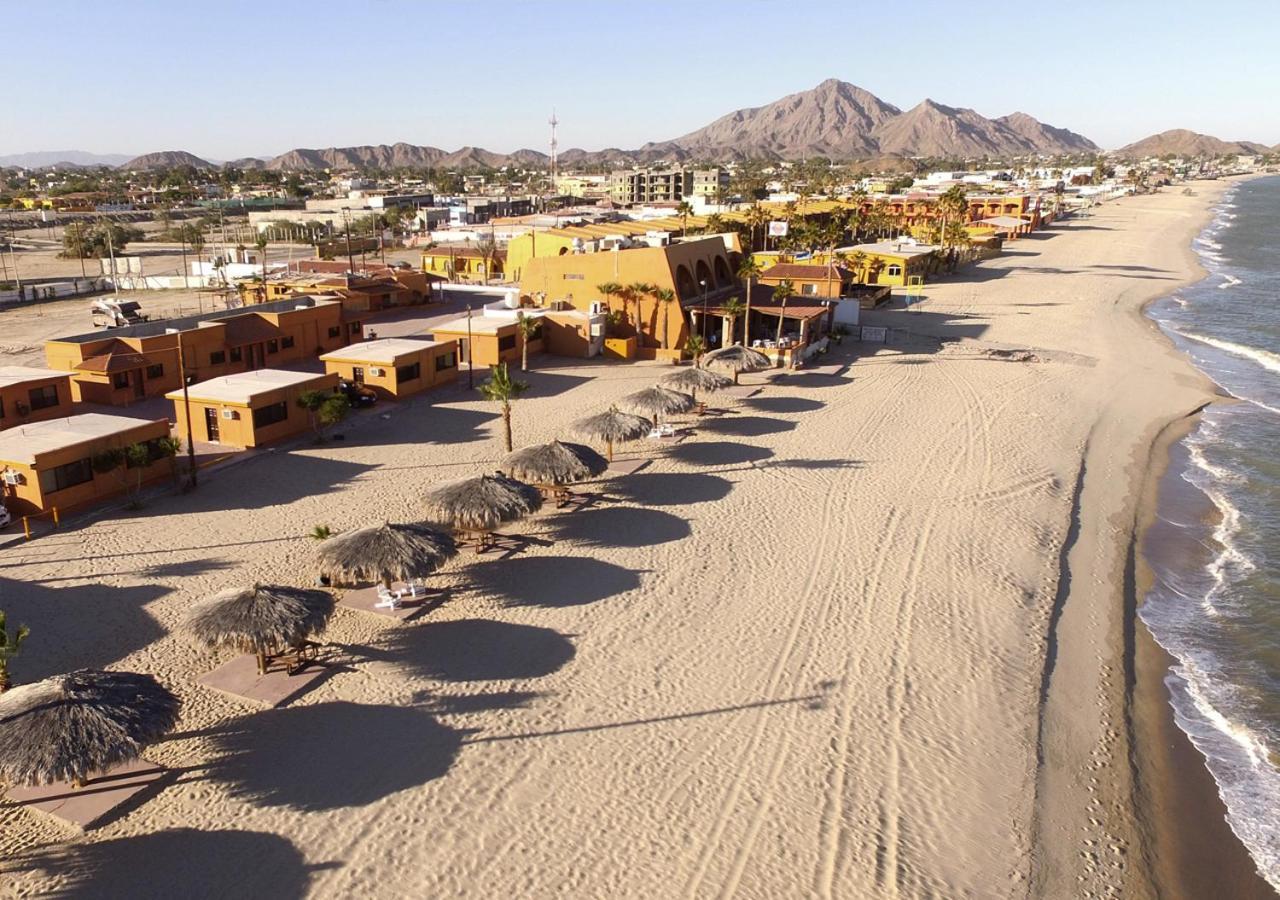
5,0 -> 1276,158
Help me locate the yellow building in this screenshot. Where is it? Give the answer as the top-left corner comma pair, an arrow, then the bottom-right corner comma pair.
518,237 -> 740,357
168,369 -> 341,449
45,296 -> 359,405
421,246 -> 506,282
0,366 -> 75,430
320,338 -> 459,399
827,243 -> 941,287
429,316 -> 540,369
0,414 -> 173,516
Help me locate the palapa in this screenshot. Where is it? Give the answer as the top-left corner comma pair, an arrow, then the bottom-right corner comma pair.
316,522 -> 457,588
702,344 -> 772,383
660,365 -> 732,400
0,669 -> 180,787
184,584 -> 335,674
501,441 -> 608,486
422,473 -> 543,536
619,385 -> 695,424
569,406 -> 652,461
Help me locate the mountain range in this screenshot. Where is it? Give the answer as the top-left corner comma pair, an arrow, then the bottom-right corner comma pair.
10,81 -> 1276,174
1116,128 -> 1272,158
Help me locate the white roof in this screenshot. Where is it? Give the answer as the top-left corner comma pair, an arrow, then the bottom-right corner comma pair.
431,316 -> 513,335
168,369 -> 331,405
979,215 -> 1031,228
320,337 -> 446,365
0,365 -> 70,388
844,242 -> 940,259
0,413 -> 166,465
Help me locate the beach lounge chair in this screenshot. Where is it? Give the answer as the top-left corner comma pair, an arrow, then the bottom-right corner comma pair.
375,585 -> 404,609
648,423 -> 677,440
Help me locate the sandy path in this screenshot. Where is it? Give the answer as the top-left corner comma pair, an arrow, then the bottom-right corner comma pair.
0,184 -> 1229,898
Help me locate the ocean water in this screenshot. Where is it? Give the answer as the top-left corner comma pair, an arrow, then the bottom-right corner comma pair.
1143,174 -> 1280,889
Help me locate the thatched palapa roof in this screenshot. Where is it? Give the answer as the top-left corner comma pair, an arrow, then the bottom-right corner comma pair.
501,440 -> 608,486
569,406 -> 651,445
316,522 -> 458,585
0,669 -> 180,787
184,584 -> 335,655
422,473 -> 543,531
660,366 -> 732,394
619,385 -> 695,419
702,344 -> 771,373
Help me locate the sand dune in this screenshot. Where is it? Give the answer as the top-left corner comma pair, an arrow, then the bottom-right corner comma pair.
0,183 -> 1232,897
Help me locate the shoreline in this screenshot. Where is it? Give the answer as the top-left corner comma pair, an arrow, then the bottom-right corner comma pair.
1127,176 -> 1276,897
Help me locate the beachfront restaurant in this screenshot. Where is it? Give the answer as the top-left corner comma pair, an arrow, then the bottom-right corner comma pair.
0,413 -> 173,516
168,369 -> 340,448
0,366 -> 75,430
724,286 -> 837,367
320,337 -> 459,399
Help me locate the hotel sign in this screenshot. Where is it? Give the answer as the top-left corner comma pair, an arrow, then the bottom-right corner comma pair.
768,220 -> 789,237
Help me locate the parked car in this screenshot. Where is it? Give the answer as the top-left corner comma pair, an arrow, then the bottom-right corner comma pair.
338,379 -> 378,407
0,502 -> 11,529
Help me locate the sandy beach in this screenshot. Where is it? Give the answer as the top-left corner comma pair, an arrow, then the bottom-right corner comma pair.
0,181 -> 1261,898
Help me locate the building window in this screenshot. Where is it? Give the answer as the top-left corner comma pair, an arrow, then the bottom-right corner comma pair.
266,339 -> 279,355
146,364 -> 164,379
252,401 -> 288,429
498,334 -> 517,352
395,362 -> 421,384
210,350 -> 226,365
801,283 -> 818,295
113,372 -> 131,389
349,322 -> 361,334
887,264 -> 903,277
328,326 -> 341,338
435,351 -> 457,371
28,384 -> 59,410
281,336 -> 295,350
229,347 -> 243,363
37,457 -> 94,494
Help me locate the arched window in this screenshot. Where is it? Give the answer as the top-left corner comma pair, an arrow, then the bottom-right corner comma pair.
675,264 -> 696,299
694,260 -> 712,292
713,255 -> 731,287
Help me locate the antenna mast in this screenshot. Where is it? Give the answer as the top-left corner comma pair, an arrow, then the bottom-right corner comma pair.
548,109 -> 559,198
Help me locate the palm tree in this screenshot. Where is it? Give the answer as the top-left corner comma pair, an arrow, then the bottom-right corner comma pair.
772,279 -> 796,345
745,203 -> 770,252
849,250 -> 868,284
684,333 -> 706,365
719,296 -> 746,345
654,287 -> 677,349
596,281 -> 622,314
625,281 -> 652,345
737,256 -> 762,346
480,362 -> 529,452
675,201 -> 693,236
516,312 -> 539,371
0,610 -> 29,694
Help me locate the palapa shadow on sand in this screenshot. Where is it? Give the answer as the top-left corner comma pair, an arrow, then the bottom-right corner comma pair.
742,396 -> 825,414
8,828 -> 337,899
668,441 -> 774,467
696,415 -> 797,438
207,701 -> 467,812
544,507 -> 690,548
362,619 -> 576,681
465,555 -> 644,607
609,472 -> 734,506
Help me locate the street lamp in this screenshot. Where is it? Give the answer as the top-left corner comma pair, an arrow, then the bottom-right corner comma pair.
699,279 -> 708,342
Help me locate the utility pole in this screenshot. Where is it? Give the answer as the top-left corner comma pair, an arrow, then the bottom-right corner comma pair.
175,330 -> 198,489
465,302 -> 474,390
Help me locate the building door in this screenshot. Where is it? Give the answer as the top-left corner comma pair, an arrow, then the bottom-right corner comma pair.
352,366 -> 364,384
204,407 -> 220,442
132,370 -> 145,399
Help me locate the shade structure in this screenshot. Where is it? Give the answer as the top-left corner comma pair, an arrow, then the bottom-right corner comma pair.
184,584 -> 335,658
569,406 -> 653,461
422,473 -> 543,532
703,344 -> 772,382
316,522 -> 458,588
501,440 -> 608,486
619,385 -> 695,422
0,669 -> 180,787
660,366 -> 732,397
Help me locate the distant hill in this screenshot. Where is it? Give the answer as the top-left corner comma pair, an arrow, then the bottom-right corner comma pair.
119,150 -> 213,170
0,150 -> 132,168
224,157 -> 267,169
1118,129 -> 1270,158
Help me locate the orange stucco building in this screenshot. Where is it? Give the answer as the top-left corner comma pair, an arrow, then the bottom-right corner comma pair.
168,369 -> 341,448
44,296 -> 360,406
321,337 -> 459,399
0,414 -> 174,516
0,367 -> 75,430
